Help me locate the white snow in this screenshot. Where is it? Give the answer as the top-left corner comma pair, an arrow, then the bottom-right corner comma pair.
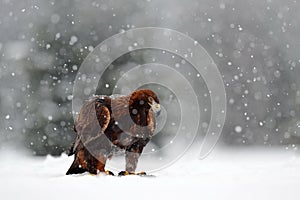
69,36 -> 78,46
234,125 -> 242,133
1,147 -> 300,200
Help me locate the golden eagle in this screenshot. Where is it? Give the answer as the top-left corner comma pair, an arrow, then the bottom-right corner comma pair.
66,89 -> 161,176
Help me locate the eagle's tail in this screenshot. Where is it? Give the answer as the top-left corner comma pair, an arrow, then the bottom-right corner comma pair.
67,142 -> 75,156
66,156 -> 87,175
67,124 -> 78,156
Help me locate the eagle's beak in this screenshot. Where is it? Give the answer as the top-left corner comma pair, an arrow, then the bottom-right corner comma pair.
149,101 -> 161,115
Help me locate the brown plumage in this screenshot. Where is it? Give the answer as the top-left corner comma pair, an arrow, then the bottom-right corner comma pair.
66,89 -> 161,175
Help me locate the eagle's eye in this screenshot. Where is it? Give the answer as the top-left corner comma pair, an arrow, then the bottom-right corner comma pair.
148,96 -> 154,103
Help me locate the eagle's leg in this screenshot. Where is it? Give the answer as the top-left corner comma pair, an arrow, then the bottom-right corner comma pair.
119,140 -> 147,176
94,154 -> 114,176
118,151 -> 146,176
125,151 -> 140,173
96,160 -> 114,176
84,134 -> 114,175
118,151 -> 140,176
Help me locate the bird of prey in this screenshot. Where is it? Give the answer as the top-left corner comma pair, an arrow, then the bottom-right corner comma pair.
66,89 -> 161,176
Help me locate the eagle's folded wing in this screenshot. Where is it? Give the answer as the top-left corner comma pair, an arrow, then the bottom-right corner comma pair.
69,98 -> 111,155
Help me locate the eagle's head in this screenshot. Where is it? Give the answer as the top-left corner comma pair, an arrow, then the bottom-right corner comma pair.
129,89 -> 161,116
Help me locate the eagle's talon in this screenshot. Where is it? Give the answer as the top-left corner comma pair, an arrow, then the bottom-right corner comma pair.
118,171 -> 147,176
136,171 -> 147,176
118,171 -> 134,176
105,170 -> 115,176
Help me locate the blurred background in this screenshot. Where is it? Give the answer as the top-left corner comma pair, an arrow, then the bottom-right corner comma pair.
1,0 -> 300,156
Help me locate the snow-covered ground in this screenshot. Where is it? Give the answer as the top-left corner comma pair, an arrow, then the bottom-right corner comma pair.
1,147 -> 300,200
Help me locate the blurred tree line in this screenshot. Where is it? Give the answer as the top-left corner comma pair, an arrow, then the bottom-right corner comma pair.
0,0 -> 300,155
